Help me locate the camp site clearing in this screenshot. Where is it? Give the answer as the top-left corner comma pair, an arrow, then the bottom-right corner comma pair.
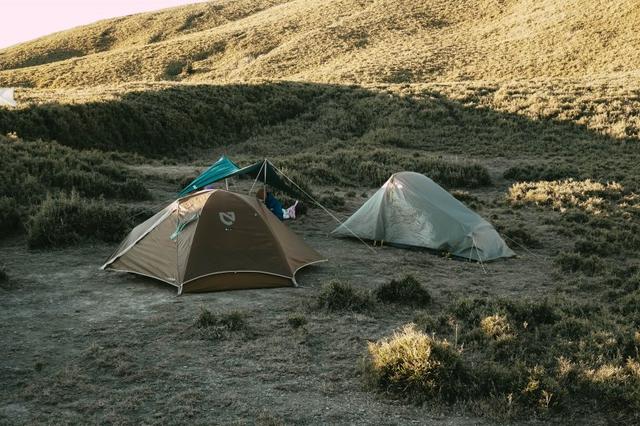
1,168 -> 563,425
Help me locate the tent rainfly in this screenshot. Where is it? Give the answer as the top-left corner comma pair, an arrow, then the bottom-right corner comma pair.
0,88 -> 16,107
333,172 -> 515,261
102,189 -> 326,294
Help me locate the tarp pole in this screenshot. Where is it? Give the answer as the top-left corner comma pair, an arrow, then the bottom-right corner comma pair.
263,159 -> 267,201
225,178 -> 229,190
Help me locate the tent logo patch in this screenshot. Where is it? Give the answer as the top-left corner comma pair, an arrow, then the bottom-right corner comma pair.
219,211 -> 236,226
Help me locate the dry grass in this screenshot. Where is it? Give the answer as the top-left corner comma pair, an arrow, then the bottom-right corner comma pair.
365,324 -> 467,403
374,275 -> 432,307
508,179 -> 625,214
0,1 -> 638,88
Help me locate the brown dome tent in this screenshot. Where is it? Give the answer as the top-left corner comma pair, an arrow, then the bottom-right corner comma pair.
101,190 -> 326,294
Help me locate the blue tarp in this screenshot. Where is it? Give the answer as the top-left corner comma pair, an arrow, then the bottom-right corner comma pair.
178,156 -> 298,198
178,155 -> 240,197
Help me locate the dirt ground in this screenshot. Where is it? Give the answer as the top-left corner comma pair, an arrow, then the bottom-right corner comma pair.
0,176 -> 570,425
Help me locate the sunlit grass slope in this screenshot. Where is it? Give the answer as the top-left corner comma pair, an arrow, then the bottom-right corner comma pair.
0,0 -> 638,88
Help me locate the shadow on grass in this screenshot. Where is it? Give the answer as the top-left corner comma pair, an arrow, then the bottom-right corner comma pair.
0,81 -> 636,183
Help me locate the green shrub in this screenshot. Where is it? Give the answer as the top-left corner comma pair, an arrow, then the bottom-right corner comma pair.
365,323 -> 468,403
0,196 -> 21,238
287,313 -> 307,329
164,60 -> 188,77
316,280 -> 374,312
574,238 -> 611,257
26,192 -> 134,248
555,252 -> 605,276
0,135 -> 149,203
374,275 -> 431,307
0,135 -> 150,239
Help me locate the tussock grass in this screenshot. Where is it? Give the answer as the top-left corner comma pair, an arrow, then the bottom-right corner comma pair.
508,179 -> 629,215
195,308 -> 247,339
387,296 -> 640,417
287,313 -> 307,330
374,275 -> 431,307
26,191 -> 147,248
316,279 -> 374,312
480,314 -> 515,341
364,324 -> 468,403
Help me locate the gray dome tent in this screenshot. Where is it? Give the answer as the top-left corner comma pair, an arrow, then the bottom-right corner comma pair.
332,172 -> 514,261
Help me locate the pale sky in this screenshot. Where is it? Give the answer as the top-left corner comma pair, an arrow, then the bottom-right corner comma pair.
1,1 -> 207,49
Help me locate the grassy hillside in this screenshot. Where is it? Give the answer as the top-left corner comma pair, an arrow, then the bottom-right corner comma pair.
0,1 -> 286,72
0,0 -> 638,88
1,79 -> 637,174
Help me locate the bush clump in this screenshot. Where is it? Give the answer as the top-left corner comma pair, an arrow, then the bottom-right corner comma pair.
0,135 -> 150,204
0,196 -> 21,238
26,192 -> 135,248
365,323 -> 468,403
316,280 -> 374,312
503,163 -> 579,182
555,252 -> 605,276
287,313 -> 307,329
374,275 -> 431,307
0,135 -> 150,239
392,296 -> 640,416
480,314 -> 515,341
507,179 -> 623,215
195,308 -> 246,339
